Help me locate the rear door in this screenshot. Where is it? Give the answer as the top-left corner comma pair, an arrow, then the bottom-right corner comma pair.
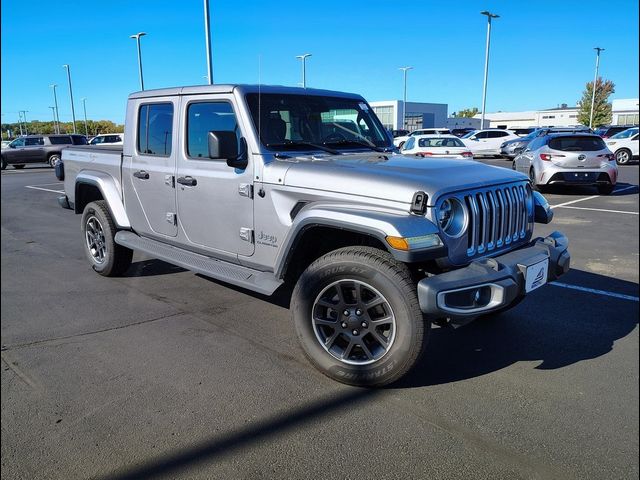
123,99 -> 178,238
547,136 -> 607,168
23,137 -> 45,163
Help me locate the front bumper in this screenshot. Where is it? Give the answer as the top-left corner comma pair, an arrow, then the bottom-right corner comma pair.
417,231 -> 570,320
500,145 -> 521,158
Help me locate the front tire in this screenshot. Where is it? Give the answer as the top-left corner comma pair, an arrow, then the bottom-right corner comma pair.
291,246 -> 428,387
615,148 -> 631,165
81,201 -> 133,276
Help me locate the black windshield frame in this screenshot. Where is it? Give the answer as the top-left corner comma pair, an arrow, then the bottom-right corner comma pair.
245,93 -> 392,152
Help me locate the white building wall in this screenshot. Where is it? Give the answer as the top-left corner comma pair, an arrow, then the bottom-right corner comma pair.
370,100 -> 448,130
612,98 -> 639,125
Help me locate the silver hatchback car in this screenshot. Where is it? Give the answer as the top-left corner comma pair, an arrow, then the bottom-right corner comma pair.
513,133 -> 618,194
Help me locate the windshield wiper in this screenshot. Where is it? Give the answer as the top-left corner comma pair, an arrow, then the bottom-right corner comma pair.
266,140 -> 342,155
322,139 -> 387,152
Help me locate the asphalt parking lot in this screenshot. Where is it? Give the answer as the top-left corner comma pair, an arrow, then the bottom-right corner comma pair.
1,161 -> 638,479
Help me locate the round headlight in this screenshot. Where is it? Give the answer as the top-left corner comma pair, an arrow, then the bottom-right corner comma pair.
438,198 -> 466,237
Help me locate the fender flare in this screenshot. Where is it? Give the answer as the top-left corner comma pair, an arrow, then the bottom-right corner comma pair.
75,170 -> 131,229
274,203 -> 444,278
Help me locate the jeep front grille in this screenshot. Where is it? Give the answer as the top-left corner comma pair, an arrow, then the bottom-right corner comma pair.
463,183 -> 532,257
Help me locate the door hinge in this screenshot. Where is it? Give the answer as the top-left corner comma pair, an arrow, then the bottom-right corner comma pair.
166,212 -> 177,225
239,227 -> 254,243
238,183 -> 253,198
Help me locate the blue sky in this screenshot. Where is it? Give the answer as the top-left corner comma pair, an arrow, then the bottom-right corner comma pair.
1,0 -> 638,124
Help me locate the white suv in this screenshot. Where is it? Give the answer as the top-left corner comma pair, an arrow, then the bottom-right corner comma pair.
89,133 -> 124,146
461,129 -> 519,156
606,127 -> 639,164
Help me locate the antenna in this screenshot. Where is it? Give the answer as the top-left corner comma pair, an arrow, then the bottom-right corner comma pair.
258,54 -> 262,145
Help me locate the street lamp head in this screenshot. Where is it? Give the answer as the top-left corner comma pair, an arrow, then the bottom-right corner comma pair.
62,64 -> 69,69
399,66 -> 413,72
594,47 -> 605,52
296,53 -> 312,60
130,32 -> 147,39
480,10 -> 500,18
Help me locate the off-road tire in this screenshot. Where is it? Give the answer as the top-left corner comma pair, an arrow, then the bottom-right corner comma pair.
81,200 -> 133,276
291,246 -> 429,387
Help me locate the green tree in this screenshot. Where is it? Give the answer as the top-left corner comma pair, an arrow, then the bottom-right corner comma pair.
577,77 -> 615,127
453,107 -> 479,118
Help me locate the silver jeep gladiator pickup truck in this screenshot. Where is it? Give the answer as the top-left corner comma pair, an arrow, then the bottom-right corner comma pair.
58,84 -> 570,386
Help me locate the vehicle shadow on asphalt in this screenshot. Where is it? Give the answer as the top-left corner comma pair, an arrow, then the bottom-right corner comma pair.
124,259 -> 187,277
543,181 -> 638,197
395,268 -> 639,389
97,388 -> 381,480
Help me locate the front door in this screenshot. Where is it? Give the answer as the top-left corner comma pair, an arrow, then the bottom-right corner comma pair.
123,99 -> 178,238
175,96 -> 254,257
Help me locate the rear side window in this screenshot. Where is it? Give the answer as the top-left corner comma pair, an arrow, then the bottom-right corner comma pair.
187,102 -> 238,159
403,137 -> 415,150
71,135 -> 87,145
49,136 -> 73,145
548,136 -> 606,152
138,103 -> 173,156
418,137 -> 464,147
25,137 -> 44,146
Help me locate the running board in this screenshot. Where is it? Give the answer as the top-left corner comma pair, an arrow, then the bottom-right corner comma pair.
115,231 -> 283,296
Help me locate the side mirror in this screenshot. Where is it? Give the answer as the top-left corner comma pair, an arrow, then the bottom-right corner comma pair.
207,131 -> 248,169
533,191 -> 553,224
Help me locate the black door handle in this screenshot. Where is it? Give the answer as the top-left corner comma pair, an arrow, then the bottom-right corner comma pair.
133,170 -> 149,179
177,176 -> 197,186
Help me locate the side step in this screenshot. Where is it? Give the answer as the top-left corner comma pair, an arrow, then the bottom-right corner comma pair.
115,231 -> 283,296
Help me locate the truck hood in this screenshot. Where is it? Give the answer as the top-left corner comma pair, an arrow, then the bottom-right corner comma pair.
266,152 -> 528,206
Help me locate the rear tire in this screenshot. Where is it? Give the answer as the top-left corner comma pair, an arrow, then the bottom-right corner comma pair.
48,154 -> 60,168
597,184 -> 615,195
1,158 -> 6,170
615,148 -> 631,165
291,246 -> 429,387
81,201 -> 133,276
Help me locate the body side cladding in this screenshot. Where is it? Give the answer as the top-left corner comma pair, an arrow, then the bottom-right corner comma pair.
274,205 -> 445,279
75,171 -> 131,229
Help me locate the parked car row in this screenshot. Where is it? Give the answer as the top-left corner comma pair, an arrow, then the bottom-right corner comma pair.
1,133 -> 124,169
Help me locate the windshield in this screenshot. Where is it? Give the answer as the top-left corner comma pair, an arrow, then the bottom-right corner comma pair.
418,137 -> 464,148
610,128 -> 638,139
461,131 -> 477,139
245,93 -> 391,151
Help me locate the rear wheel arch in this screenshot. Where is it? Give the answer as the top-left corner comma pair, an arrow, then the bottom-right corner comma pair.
75,181 -> 105,215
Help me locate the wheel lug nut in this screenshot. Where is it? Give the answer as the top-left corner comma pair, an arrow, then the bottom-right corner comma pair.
355,309 -> 363,316
352,329 -> 359,335
341,322 -> 348,328
361,321 -> 368,328
343,309 -> 350,316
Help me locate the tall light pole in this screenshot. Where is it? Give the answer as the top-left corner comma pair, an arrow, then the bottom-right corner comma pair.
295,54 -> 312,88
589,47 -> 605,129
50,84 -> 61,134
49,106 -> 57,131
19,110 -> 29,135
82,98 -> 89,137
399,66 -> 413,130
480,11 -> 499,129
203,0 -> 213,85
63,64 -> 77,133
129,32 -> 147,90
17,112 -> 24,136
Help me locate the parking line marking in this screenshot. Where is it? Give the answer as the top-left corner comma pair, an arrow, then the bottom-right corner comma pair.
550,282 -> 639,302
555,206 -> 638,215
550,185 -> 637,209
25,186 -> 65,194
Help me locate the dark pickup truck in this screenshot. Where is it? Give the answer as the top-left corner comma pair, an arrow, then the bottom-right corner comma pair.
1,134 -> 87,169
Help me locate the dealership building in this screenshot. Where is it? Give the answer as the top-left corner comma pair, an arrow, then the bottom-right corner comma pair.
369,100 -> 448,131
446,98 -> 639,130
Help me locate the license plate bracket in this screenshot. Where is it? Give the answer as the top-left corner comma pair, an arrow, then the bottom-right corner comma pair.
524,258 -> 549,293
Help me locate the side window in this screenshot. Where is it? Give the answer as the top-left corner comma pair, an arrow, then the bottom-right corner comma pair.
475,131 -> 489,139
11,138 -> 25,147
138,103 -> 173,156
25,137 -> 44,146
187,102 -> 238,159
403,137 -> 415,150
